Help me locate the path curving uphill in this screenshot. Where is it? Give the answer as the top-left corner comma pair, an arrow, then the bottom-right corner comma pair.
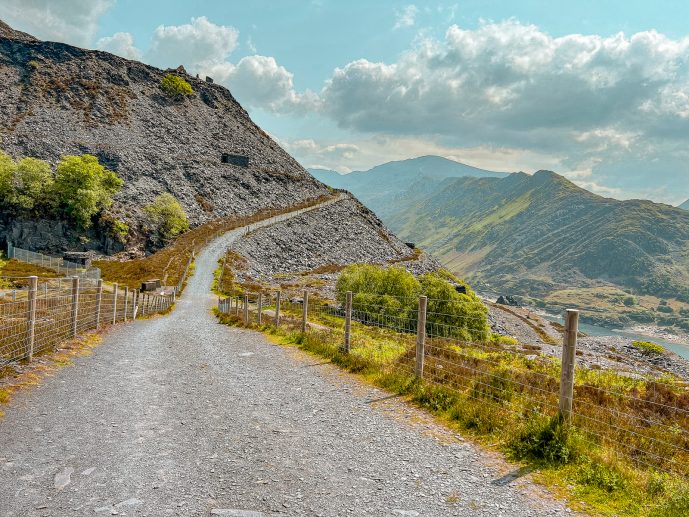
0,199 -> 573,516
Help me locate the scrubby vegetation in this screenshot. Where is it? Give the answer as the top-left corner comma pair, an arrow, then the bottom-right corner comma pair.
633,340 -> 665,355
145,193 -> 189,241
160,74 -> 193,97
0,150 -> 123,228
335,264 -> 489,341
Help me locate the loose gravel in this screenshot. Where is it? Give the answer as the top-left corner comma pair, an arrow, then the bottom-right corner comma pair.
0,211 -> 574,516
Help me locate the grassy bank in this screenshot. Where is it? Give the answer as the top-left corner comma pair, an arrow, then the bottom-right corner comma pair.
214,304 -> 689,516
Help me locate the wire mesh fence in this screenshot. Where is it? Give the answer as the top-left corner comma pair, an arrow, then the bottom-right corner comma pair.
217,288 -> 689,478
7,243 -> 101,280
0,276 -> 173,367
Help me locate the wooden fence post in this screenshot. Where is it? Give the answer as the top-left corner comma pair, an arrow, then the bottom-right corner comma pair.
141,293 -> 146,316
112,283 -> 118,324
235,296 -> 240,316
415,295 -> 428,378
343,291 -> 353,353
132,289 -> 138,319
559,309 -> 579,424
123,286 -> 129,322
70,276 -> 79,337
275,291 -> 281,327
257,293 -> 263,325
26,276 -> 37,361
301,290 -> 309,334
95,279 -> 103,328
243,294 -> 249,323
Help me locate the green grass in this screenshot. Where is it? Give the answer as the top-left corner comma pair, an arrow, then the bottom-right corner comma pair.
215,306 -> 689,516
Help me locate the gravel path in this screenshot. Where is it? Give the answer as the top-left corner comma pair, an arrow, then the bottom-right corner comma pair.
0,207 -> 573,516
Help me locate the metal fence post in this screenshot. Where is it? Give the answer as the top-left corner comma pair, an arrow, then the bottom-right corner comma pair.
112,283 -> 118,324
95,279 -> 103,328
415,295 -> 428,378
123,286 -> 129,322
70,276 -> 79,337
257,293 -> 263,325
26,276 -> 37,361
343,290 -> 353,353
243,294 -> 249,323
275,291 -> 281,327
301,290 -> 309,334
559,309 -> 579,424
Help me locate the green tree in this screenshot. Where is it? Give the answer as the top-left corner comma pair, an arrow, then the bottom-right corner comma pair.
53,155 -> 123,227
160,74 -> 193,97
0,150 -> 16,203
145,193 -> 189,240
12,157 -> 54,211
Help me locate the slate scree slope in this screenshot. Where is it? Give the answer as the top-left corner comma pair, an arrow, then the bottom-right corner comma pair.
0,20 -> 412,263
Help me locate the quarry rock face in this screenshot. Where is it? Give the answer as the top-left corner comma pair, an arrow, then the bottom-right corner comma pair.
0,20 -> 331,253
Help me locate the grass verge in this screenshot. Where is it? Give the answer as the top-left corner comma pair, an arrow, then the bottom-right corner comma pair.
214,308 -> 689,517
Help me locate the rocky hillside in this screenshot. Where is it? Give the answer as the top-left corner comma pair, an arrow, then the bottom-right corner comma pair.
309,156 -> 507,219
0,20 -> 331,254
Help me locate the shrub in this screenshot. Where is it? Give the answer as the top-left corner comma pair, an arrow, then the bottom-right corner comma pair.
623,296 -> 637,306
633,340 -> 665,355
657,304 -> 674,314
507,414 -> 576,465
0,150 -> 15,202
335,264 -> 489,341
145,193 -> 189,241
575,457 -> 626,492
53,155 -> 123,228
12,157 -> 54,211
161,74 -> 193,97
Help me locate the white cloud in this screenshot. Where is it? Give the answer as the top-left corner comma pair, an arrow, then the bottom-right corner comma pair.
146,16 -> 239,72
394,5 -> 419,29
0,0 -> 112,46
96,32 -> 141,60
320,20 -> 689,156
224,55 -> 319,113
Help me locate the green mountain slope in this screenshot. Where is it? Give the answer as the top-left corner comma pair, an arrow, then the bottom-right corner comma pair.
384,171 -> 689,307
309,155 -> 508,217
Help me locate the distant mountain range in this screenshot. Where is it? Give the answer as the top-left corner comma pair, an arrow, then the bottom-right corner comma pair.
310,156 -> 508,219
680,199 -> 689,210
312,157 -> 689,322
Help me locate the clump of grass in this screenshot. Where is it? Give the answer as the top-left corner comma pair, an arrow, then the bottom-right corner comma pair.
633,340 -> 665,355
507,414 -> 576,465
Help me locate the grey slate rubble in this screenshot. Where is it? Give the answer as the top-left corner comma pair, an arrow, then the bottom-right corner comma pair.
0,20 -> 331,254
231,195 -> 441,281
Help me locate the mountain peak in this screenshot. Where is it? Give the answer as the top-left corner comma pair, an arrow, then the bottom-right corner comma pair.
679,199 -> 689,210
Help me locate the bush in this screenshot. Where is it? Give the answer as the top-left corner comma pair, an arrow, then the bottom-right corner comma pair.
145,193 -> 189,241
12,157 -> 54,211
507,414 -> 576,465
335,264 -> 489,341
53,155 -> 123,227
161,74 -> 193,97
632,340 -> 665,355
623,296 -> 637,306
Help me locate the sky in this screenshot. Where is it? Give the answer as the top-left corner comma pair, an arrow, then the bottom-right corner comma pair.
2,1 -> 689,205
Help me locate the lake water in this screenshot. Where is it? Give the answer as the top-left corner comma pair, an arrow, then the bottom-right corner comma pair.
542,313 -> 689,361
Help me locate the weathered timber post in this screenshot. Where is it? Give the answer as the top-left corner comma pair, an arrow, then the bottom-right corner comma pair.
26,276 -> 37,361
243,294 -> 249,323
11,289 -> 16,302
415,295 -> 428,378
235,296 -> 240,316
123,286 -> 129,322
132,289 -> 138,319
343,290 -> 353,353
95,279 -> 103,328
112,283 -> 118,324
559,309 -> 580,424
141,294 -> 146,316
257,293 -> 263,325
70,276 -> 79,337
275,291 -> 281,327
301,290 -> 309,334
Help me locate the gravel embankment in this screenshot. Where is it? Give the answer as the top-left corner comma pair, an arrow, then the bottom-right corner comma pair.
0,206 -> 573,516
